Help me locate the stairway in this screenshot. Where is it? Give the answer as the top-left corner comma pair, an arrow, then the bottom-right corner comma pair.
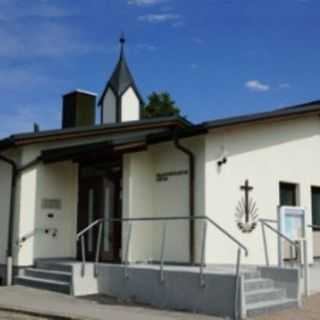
14,260 -> 72,294
244,270 -> 298,317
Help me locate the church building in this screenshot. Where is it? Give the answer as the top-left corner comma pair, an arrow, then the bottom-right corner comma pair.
0,37 -> 319,318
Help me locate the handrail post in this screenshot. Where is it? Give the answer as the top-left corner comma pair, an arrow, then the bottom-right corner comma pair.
160,221 -> 167,283
261,221 -> 269,266
124,222 -> 132,279
200,220 -> 207,287
302,239 -> 309,296
277,220 -> 283,268
234,247 -> 242,320
81,235 -> 86,277
94,222 -> 103,277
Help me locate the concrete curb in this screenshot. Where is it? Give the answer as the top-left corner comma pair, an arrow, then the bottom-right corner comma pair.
0,304 -> 95,320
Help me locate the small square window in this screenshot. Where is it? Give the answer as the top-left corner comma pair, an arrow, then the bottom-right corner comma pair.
279,182 -> 298,207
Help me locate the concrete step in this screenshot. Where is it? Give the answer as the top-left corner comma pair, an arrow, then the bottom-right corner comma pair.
246,298 -> 298,317
245,288 -> 286,304
36,261 -> 72,273
244,278 -> 274,292
243,271 -> 261,280
14,276 -> 70,294
24,268 -> 72,282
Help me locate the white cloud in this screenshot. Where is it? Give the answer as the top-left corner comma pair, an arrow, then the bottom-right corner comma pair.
128,0 -> 166,6
245,80 -> 270,92
0,22 -> 109,58
138,13 -> 181,23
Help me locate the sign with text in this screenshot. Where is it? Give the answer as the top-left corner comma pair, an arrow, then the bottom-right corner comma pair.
156,170 -> 188,182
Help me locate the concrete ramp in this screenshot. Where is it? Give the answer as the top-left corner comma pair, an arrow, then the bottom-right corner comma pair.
13,260 -> 301,319
96,264 -> 300,319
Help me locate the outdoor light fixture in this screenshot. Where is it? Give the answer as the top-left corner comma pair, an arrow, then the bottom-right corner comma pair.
217,157 -> 228,167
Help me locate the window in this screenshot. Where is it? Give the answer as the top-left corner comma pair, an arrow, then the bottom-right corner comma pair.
312,187 -> 320,229
279,182 -> 297,206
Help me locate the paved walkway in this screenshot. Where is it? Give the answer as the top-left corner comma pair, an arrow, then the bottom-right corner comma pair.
3,285 -> 320,320
254,293 -> 320,320
0,286 -> 217,320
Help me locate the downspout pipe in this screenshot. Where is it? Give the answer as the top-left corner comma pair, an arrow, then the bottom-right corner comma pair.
0,155 -> 17,286
0,154 -> 41,285
174,133 -> 195,265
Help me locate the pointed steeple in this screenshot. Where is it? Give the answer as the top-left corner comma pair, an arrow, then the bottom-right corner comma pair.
98,35 -> 144,110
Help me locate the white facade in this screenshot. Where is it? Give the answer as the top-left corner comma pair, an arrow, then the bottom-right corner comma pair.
102,86 -> 140,124
1,113 -> 320,268
205,115 -> 319,265
121,87 -> 140,122
102,88 -> 116,124
14,144 -> 78,266
123,115 -> 320,266
122,137 -> 205,264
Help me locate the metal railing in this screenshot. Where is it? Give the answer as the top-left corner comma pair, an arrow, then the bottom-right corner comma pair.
76,215 -> 249,319
16,228 -> 58,248
260,219 -> 309,296
308,224 -> 320,231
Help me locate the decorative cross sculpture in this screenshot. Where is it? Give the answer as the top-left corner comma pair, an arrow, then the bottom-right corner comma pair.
240,180 -> 254,223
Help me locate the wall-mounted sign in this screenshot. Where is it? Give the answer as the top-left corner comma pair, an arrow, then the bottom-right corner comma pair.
277,206 -> 306,267
278,206 -> 306,241
156,170 -> 188,182
235,179 -> 259,233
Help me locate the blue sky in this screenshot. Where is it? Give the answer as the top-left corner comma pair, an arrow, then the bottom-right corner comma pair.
0,0 -> 319,138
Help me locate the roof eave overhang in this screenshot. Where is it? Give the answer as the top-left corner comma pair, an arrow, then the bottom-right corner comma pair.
8,118 -> 192,149
0,138 -> 16,153
203,109 -> 320,132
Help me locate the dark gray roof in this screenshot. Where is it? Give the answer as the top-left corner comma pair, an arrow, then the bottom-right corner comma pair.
1,99 -> 320,153
41,127 -> 170,164
202,100 -> 320,130
98,45 -> 144,106
0,116 -> 193,151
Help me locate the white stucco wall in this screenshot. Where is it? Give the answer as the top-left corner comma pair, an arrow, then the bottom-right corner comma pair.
121,87 -> 140,122
122,151 -> 155,262
102,88 -> 116,124
205,116 -> 320,266
123,137 -> 205,264
14,145 -> 78,266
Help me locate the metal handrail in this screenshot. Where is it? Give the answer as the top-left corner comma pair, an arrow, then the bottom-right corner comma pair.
260,219 -> 298,267
308,224 -> 320,230
260,218 -> 309,296
76,215 -> 249,256
76,215 -> 248,320
77,219 -> 103,240
16,228 -> 58,248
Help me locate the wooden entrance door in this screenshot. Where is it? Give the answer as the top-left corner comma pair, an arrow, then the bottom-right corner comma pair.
78,167 -> 122,262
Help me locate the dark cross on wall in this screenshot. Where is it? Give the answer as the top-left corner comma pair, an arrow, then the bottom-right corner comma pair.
240,180 -> 254,223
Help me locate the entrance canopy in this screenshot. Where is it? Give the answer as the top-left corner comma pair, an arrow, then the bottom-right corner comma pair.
40,129 -> 164,164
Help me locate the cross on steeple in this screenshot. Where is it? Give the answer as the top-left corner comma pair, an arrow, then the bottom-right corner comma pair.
119,33 -> 126,58
240,180 -> 254,223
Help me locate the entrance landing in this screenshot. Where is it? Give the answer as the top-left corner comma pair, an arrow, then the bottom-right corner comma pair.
14,259 -> 300,319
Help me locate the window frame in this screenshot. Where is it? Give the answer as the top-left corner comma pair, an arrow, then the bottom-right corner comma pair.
279,182 -> 299,207
311,186 -> 320,231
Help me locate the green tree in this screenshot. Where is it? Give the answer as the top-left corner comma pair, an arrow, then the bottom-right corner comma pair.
142,92 -> 181,119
